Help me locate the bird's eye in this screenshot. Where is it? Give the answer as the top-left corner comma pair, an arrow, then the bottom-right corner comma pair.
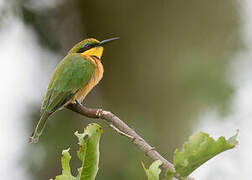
77,43 -> 93,53
84,44 -> 91,49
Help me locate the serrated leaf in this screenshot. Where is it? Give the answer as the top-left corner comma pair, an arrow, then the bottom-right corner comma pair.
75,123 -> 103,180
51,123 -> 103,180
142,160 -> 162,180
55,148 -> 76,180
174,131 -> 238,178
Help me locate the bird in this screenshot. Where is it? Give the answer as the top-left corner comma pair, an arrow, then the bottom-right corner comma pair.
29,37 -> 119,143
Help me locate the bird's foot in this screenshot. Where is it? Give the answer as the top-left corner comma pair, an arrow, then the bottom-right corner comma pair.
75,100 -> 81,105
96,109 -> 103,118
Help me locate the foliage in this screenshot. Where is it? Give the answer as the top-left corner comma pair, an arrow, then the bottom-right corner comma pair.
142,160 -> 162,180
173,131 -> 238,178
165,170 -> 176,180
51,124 -> 237,180
54,149 -> 76,180
18,0 -> 243,179
142,131 -> 238,180
51,123 -> 103,180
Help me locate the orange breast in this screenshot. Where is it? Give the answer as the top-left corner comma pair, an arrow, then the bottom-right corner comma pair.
71,56 -> 104,103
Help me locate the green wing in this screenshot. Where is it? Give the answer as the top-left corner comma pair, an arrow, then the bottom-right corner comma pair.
30,53 -> 94,143
41,53 -> 95,114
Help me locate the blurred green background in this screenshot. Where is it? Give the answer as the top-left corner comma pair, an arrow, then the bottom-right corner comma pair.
1,0 -> 248,179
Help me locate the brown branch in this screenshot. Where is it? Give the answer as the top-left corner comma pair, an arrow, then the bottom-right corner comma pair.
66,103 -> 193,180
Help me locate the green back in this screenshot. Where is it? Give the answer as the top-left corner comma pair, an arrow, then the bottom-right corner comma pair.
41,53 -> 94,114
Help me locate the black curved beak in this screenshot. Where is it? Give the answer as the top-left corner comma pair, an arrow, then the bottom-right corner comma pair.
98,37 -> 120,46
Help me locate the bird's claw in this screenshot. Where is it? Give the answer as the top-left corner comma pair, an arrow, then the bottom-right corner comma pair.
75,100 -> 81,105
96,109 -> 103,118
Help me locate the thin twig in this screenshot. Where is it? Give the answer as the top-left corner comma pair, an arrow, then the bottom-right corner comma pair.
109,123 -> 135,140
66,103 -> 193,180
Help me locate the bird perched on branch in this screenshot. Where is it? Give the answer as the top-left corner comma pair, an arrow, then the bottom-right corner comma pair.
30,37 -> 119,143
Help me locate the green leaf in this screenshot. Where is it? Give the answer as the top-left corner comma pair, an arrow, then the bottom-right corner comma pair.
55,148 -> 76,180
75,123 -> 103,180
52,123 -> 103,180
165,169 -> 176,180
174,131 -> 238,178
142,160 -> 163,180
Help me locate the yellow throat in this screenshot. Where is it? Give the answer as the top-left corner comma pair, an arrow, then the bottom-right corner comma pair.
81,46 -> 104,59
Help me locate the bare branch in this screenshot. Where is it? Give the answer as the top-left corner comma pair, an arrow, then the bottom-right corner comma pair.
66,103 -> 193,180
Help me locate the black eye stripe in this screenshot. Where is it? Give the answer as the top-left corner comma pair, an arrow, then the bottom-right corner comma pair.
76,44 -> 92,53
76,42 -> 99,53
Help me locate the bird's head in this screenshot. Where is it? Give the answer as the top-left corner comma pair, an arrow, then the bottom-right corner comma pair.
68,37 -> 119,59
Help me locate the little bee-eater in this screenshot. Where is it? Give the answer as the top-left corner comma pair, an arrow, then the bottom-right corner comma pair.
30,37 -> 119,143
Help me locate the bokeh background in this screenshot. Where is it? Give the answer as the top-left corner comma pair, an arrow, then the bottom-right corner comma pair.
1,0 -> 252,179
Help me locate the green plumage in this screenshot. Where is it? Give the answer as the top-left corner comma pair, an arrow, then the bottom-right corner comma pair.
30,37 -> 118,143
41,54 -> 94,113
30,53 -> 94,143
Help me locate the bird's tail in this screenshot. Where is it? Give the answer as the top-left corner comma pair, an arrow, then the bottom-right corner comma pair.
29,112 -> 50,143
